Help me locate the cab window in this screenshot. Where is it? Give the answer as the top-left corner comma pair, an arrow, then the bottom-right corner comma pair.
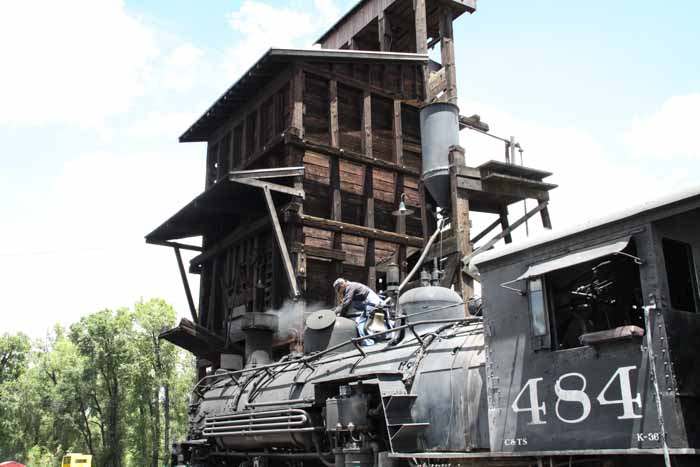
663,238 -> 698,313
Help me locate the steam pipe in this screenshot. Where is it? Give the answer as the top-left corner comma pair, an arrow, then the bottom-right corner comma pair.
398,218 -> 445,293
313,434 -> 335,467
207,451 -> 334,460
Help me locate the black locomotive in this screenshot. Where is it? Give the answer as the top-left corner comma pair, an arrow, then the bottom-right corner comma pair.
172,187 -> 700,467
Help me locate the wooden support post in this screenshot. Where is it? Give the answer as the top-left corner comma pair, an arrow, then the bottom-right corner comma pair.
240,118 -> 247,165
395,174 -> 406,235
414,0 -> 428,54
365,166 -> 376,288
464,201 -> 549,266
471,218 -> 502,245
378,11 -> 391,52
499,206 -> 513,244
330,157 -> 342,222
540,204 -> 553,229
330,155 -> 343,277
414,0 -> 429,102
439,7 -> 457,104
263,185 -> 300,297
254,110 -> 261,153
418,179 -> 435,242
448,145 -> 473,302
207,257 -> 219,329
174,247 -> 198,323
293,175 -> 306,294
366,239 -> 377,290
361,90 -> 372,157
291,68 -> 304,139
329,80 -> 339,148
393,100 -> 403,165
395,173 -> 407,279
365,166 -> 375,229
270,94 -> 278,140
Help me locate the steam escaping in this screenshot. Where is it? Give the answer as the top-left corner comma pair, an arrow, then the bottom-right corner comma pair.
265,300 -> 328,345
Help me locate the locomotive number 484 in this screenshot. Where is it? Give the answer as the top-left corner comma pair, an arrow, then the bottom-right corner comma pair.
511,366 -> 643,424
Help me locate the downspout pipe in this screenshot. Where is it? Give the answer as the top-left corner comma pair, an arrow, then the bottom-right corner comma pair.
398,218 -> 445,294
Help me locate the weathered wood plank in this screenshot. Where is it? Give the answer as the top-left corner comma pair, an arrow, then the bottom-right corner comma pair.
361,89 -> 372,157
439,6 -> 457,104
304,163 -> 331,184
393,99 -> 403,164
291,68 -> 304,138
499,206 -> 513,244
428,68 -> 447,101
294,213 -> 424,248
414,0 -> 428,54
294,139 -> 420,176
449,146 -> 473,301
302,245 -> 346,261
174,246 -> 198,323
329,79 -> 339,147
263,185 -> 300,297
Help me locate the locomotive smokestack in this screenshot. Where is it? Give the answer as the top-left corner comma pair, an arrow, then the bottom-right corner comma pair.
241,312 -> 278,368
420,102 -> 460,208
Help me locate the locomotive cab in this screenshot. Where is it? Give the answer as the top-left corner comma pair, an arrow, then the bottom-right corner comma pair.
474,187 -> 700,462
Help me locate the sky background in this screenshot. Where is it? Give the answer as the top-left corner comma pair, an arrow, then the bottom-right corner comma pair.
1,0 -> 698,337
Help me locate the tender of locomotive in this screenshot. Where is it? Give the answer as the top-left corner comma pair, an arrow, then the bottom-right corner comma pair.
172,186 -> 700,467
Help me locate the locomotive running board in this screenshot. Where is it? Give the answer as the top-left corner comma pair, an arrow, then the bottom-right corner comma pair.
388,448 -> 700,458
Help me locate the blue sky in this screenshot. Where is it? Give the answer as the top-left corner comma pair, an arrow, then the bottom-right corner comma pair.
1,0 -> 697,336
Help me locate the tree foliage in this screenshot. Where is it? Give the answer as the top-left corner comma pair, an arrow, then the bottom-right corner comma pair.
0,299 -> 195,467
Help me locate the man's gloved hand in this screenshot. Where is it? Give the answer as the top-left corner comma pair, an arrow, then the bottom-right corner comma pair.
334,307 -> 342,317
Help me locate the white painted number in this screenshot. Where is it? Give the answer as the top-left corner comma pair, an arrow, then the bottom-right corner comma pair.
596,366 -> 642,419
511,377 -> 547,425
510,366 -> 642,425
554,373 -> 591,423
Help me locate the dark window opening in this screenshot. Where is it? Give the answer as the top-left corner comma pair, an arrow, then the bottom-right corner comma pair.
338,84 -> 363,154
663,238 -> 698,313
218,132 -> 231,178
303,73 -> 330,145
545,241 -> 644,350
232,124 -> 243,168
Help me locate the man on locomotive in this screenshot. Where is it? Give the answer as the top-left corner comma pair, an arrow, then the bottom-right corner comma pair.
333,278 -> 386,345
333,278 -> 381,317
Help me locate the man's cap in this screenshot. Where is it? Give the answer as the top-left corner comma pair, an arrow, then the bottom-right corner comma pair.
333,278 -> 346,289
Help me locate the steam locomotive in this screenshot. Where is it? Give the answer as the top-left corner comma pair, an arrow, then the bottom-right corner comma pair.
172,184 -> 700,467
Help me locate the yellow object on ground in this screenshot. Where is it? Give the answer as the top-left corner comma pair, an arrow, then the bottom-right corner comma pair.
61,453 -> 92,467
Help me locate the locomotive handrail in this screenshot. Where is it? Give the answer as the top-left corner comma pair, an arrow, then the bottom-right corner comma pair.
192,317 -> 482,395
246,398 -> 315,408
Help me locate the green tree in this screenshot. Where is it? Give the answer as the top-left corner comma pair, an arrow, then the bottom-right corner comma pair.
0,299 -> 196,467
71,308 -> 134,467
0,332 -> 33,458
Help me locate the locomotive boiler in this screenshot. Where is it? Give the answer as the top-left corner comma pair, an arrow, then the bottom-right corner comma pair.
179,285 -> 488,466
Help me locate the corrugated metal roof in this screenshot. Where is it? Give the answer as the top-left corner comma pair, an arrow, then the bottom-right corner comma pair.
472,184 -> 700,267
179,48 -> 428,143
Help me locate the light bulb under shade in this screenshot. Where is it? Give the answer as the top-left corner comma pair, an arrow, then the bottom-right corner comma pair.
392,201 -> 415,216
